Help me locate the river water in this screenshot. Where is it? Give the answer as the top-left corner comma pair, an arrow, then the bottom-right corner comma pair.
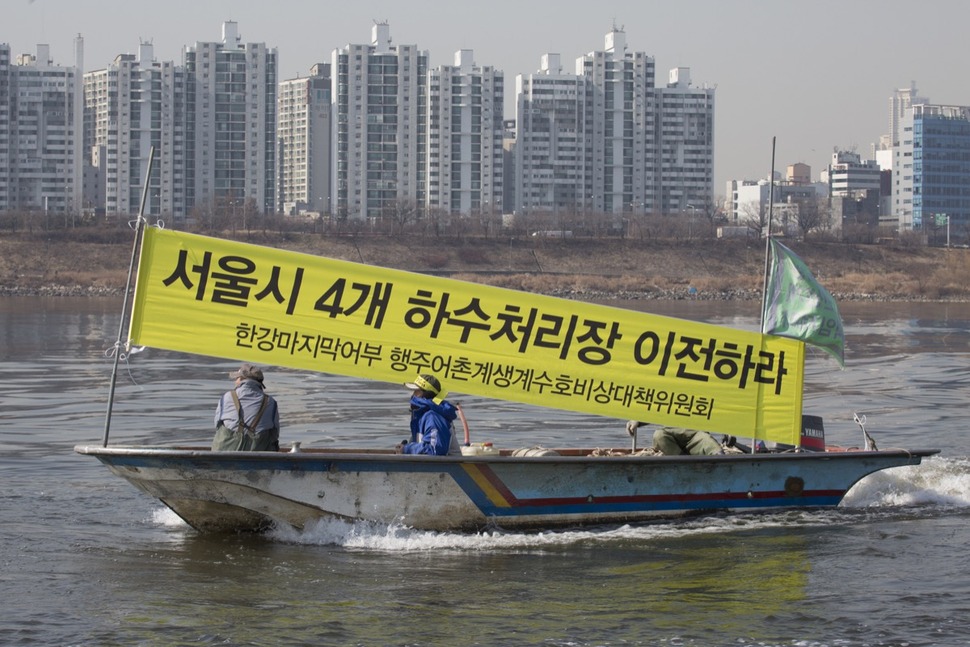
2,296 -> 969,646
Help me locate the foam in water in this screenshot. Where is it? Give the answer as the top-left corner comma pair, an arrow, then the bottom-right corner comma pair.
150,506 -> 190,528
842,456 -> 970,508
266,515 -> 754,551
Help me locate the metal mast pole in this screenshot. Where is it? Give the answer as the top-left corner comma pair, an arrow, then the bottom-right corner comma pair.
760,136 -> 776,329
102,147 -> 154,446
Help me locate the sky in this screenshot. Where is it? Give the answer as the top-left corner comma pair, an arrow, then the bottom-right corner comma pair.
7,0 -> 970,197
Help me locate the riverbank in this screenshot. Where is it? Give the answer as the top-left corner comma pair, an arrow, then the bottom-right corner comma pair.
3,231 -> 969,302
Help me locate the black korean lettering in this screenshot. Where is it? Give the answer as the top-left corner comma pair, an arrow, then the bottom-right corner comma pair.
162,248 -> 210,300
210,255 -> 258,306
254,266 -> 304,315
575,320 -> 622,365
489,304 -> 538,353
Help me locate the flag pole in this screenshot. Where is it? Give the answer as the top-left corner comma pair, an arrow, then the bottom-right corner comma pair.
752,137 -> 778,453
102,146 -> 154,446
760,136 -> 776,331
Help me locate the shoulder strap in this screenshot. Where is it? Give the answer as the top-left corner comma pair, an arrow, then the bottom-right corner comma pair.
230,390 -> 270,437
250,395 -> 270,435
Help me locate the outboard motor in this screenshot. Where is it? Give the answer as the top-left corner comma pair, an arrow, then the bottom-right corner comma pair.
799,415 -> 826,452
771,415 -> 826,453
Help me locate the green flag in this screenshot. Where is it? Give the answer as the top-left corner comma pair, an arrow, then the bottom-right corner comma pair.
762,238 -> 845,366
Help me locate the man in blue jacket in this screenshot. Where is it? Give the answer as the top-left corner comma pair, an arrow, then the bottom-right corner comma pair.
399,374 -> 460,456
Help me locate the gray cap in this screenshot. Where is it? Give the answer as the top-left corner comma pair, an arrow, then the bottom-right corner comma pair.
229,363 -> 264,383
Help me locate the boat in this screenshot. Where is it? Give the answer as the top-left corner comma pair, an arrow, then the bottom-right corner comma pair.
76,443 -> 936,533
76,147 -> 939,534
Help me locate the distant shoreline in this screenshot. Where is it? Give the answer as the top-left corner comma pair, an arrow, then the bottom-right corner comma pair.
3,231 -> 969,303
2,282 -> 966,304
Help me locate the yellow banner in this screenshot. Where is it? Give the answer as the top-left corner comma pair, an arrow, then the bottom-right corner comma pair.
130,228 -> 804,443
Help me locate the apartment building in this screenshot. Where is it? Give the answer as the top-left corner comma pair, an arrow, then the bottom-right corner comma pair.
577,28 -> 657,216
83,42 -> 187,218
3,25 -> 716,229
332,23 -> 428,221
654,67 -> 715,215
514,54 -> 588,215
514,28 -> 714,220
184,21 -> 278,215
278,63 -> 332,216
426,49 -> 504,217
0,40 -> 83,215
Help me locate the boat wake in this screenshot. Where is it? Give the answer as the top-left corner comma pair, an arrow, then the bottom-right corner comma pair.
842,455 -> 970,508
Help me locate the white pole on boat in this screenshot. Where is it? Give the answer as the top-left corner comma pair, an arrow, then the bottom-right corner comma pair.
101,146 -> 155,446
760,136 -> 776,304
754,137 -> 777,454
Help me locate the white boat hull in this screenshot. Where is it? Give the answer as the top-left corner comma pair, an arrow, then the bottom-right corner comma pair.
75,445 -> 938,533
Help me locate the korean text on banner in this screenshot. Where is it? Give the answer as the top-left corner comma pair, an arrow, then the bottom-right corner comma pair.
130,228 -> 805,444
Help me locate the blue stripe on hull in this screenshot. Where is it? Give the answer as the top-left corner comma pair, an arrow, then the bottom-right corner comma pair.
477,493 -> 846,518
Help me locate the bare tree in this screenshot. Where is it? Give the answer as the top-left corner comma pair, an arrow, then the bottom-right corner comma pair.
738,201 -> 768,238
243,197 -> 259,236
795,195 -> 830,239
687,200 -> 721,240
382,198 -> 420,236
